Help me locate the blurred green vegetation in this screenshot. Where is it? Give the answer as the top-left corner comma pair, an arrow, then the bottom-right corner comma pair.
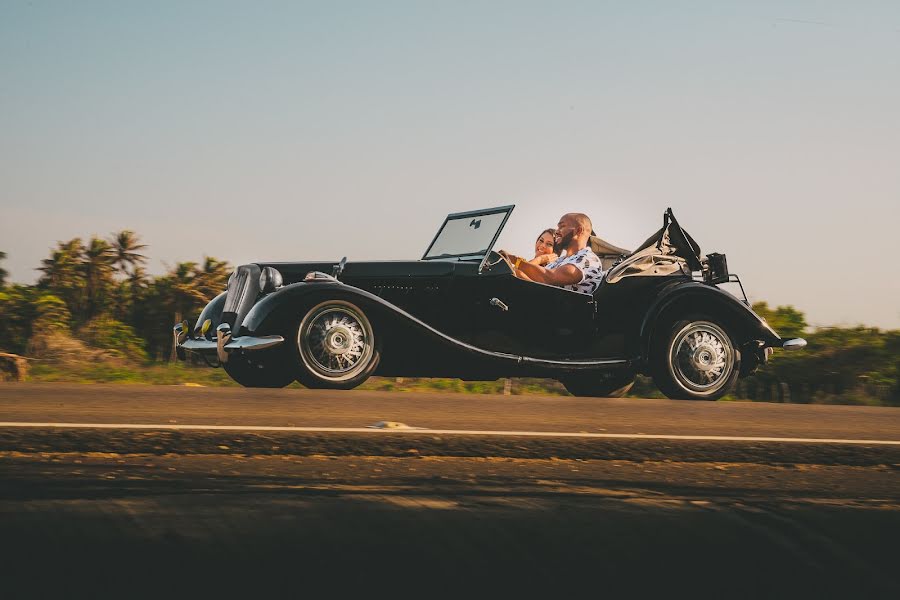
28,361 -> 242,387
78,316 -> 149,362
359,377 -> 569,396
0,242 -> 897,404
24,360 -> 569,395
737,306 -> 899,406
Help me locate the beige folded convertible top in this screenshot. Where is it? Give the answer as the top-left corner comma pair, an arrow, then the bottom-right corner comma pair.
589,235 -> 630,270
603,208 -> 701,284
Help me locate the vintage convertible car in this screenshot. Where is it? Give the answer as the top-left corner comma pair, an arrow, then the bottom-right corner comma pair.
174,206 -> 805,400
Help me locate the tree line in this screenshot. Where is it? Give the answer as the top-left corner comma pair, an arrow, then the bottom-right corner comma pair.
733,303 -> 897,405
0,236 -> 897,404
0,232 -> 229,361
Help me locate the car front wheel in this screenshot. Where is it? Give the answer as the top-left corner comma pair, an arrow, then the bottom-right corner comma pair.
651,318 -> 741,401
293,300 -> 380,390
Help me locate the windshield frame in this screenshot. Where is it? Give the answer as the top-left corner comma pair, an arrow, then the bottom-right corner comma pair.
421,205 -> 515,264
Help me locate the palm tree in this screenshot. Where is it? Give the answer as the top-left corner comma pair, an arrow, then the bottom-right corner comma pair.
37,239 -> 86,318
166,262 -> 202,361
82,237 -> 116,321
194,256 -> 231,302
0,251 -> 8,288
110,230 -> 147,278
162,258 -> 232,360
128,265 -> 149,295
109,264 -> 150,323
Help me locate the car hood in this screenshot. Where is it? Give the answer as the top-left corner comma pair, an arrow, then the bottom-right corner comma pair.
254,259 -> 469,285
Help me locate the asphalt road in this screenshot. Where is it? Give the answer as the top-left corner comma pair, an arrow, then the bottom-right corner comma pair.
1,383 -> 899,597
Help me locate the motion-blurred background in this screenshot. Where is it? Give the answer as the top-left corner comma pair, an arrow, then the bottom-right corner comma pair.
1,1 -> 897,403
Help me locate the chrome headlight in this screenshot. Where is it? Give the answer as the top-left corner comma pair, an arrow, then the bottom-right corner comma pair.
259,267 -> 283,294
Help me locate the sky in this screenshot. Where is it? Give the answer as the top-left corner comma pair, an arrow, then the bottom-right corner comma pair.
1,1 -> 898,329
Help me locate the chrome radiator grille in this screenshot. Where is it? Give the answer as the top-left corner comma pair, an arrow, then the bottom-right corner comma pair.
222,264 -> 261,331
224,269 -> 250,313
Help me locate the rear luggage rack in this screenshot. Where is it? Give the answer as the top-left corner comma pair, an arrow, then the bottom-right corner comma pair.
693,271 -> 749,305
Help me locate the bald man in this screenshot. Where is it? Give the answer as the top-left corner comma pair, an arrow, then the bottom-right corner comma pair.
500,213 -> 605,294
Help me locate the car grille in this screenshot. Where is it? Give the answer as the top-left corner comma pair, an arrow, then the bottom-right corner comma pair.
222,264 -> 261,332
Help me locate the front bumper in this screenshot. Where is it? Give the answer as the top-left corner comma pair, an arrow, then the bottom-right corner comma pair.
174,322 -> 284,364
781,338 -> 807,350
741,337 -> 807,377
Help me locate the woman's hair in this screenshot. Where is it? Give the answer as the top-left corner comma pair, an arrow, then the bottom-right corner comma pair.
536,228 -> 556,243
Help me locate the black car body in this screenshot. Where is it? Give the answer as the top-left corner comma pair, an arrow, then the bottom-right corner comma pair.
174,206 -> 805,399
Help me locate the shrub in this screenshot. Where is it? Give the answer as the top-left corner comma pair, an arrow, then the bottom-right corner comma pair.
78,316 -> 149,361
33,294 -> 71,332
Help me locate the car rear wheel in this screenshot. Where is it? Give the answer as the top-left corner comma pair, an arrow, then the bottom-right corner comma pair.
223,354 -> 296,388
562,371 -> 635,398
293,300 -> 380,390
651,318 -> 740,401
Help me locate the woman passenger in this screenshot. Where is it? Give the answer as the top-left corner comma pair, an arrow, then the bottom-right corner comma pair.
529,228 -> 558,266
502,228 -> 558,281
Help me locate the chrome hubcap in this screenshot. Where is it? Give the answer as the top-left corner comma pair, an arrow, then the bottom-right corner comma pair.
325,326 -> 353,354
670,322 -> 733,393
300,303 -> 374,381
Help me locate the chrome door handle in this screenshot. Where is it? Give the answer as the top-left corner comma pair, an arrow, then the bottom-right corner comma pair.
489,297 -> 509,312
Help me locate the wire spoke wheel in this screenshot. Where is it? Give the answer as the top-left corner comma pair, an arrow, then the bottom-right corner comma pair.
668,321 -> 735,395
298,301 -> 376,384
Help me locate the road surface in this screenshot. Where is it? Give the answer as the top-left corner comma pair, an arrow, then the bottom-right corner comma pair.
1,383 -> 898,597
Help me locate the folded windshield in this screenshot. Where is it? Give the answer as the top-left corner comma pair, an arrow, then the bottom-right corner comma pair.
423,205 -> 514,261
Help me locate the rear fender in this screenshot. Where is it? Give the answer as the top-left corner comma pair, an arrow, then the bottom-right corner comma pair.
639,282 -> 781,365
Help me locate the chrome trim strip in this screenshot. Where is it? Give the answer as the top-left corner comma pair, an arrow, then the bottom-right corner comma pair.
304,271 -> 337,282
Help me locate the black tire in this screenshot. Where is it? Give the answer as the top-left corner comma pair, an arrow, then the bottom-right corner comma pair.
562,371 -> 636,398
292,300 -> 380,390
223,353 -> 296,388
650,317 -> 741,401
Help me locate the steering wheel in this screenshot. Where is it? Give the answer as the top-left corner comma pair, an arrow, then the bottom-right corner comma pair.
497,251 -> 516,271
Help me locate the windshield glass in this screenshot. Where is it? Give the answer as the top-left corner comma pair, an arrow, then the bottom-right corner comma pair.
423,206 -> 513,260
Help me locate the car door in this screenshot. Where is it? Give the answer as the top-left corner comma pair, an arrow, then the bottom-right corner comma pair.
456,265 -> 597,359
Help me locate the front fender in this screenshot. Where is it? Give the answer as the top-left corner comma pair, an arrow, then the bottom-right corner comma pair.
239,281 -> 348,335
193,291 -> 227,335
639,282 -> 781,360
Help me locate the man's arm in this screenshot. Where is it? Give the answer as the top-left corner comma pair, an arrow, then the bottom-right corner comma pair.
515,260 -> 583,287
498,250 -> 583,287
513,268 -> 534,281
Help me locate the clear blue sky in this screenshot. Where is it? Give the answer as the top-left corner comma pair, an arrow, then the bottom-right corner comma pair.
1,1 -> 898,328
